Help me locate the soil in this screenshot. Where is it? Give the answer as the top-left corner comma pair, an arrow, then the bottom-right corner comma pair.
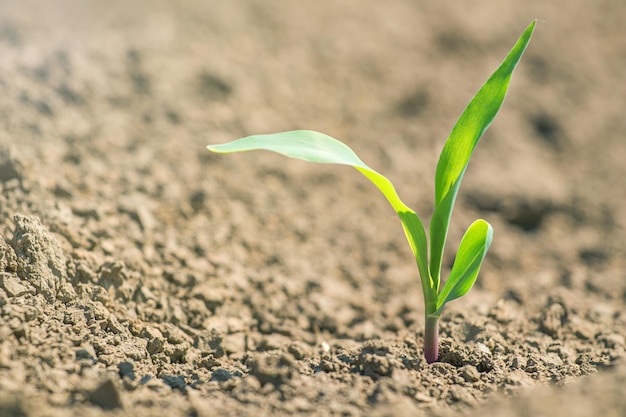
0,0 -> 624,416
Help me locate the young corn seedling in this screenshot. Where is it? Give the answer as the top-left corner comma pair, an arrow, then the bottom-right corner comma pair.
207,21 -> 535,363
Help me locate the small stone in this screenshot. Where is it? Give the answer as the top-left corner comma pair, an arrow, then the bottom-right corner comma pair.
146,338 -> 164,355
460,365 -> 481,382
57,281 -> 77,302
541,352 -> 563,368
118,362 -> 136,380
476,343 -> 491,355
106,316 -> 126,335
288,341 -> 312,360
98,261 -> 126,289
414,393 -> 434,403
198,354 -> 221,370
75,348 -> 96,362
210,368 -> 234,382
141,325 -> 165,355
87,378 -> 123,410
141,326 -> 163,340
162,375 -> 186,392
539,303 -> 567,337
0,273 -> 30,297
505,370 -> 535,388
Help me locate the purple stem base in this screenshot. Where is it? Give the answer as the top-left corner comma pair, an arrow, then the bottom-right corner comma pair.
424,315 -> 439,364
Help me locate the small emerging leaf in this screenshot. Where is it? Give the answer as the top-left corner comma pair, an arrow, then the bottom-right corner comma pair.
435,219 -> 493,314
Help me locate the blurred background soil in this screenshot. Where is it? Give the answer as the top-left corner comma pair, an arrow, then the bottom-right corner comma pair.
0,0 -> 624,416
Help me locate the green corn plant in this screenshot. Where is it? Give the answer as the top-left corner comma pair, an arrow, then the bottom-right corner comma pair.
207,21 -> 535,363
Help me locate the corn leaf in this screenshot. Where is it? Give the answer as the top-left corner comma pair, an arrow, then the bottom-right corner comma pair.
207,130 -> 434,294
429,20 -> 536,284
435,219 -> 493,314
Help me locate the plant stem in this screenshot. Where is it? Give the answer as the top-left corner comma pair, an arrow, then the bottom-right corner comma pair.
424,314 -> 439,363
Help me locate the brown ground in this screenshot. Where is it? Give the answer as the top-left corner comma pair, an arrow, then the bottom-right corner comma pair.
0,0 -> 625,416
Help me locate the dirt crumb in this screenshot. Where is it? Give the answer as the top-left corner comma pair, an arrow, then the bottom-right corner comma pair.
10,215 -> 74,301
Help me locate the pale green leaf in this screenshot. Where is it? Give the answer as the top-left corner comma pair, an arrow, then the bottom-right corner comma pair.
207,130 -> 434,294
435,219 -> 493,314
